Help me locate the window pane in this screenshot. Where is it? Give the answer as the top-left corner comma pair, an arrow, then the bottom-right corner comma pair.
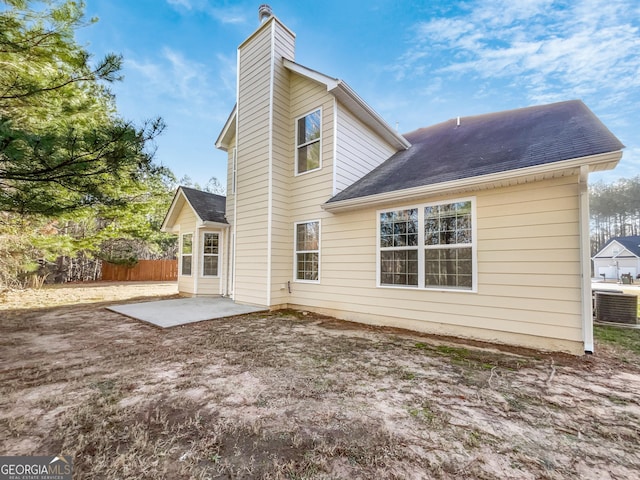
296,222 -> 319,250
182,234 -> 192,254
298,110 -> 321,145
424,247 -> 472,290
379,209 -> 418,248
203,233 -> 218,254
425,202 -> 472,246
203,256 -> 218,276
380,250 -> 418,286
298,141 -> 320,173
296,252 -> 318,280
181,255 -> 192,276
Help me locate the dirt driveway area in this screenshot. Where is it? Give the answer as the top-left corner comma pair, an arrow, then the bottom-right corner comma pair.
1,283 -> 639,479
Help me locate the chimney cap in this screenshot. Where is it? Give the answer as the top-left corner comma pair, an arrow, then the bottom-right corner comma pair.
258,4 -> 272,23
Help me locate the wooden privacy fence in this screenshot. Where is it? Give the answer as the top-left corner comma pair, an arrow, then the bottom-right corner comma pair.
101,260 -> 178,282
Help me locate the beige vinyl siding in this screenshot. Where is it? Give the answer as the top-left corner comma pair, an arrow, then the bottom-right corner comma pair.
234,18 -> 296,307
334,105 -> 397,194
175,204 -> 197,295
285,74 -> 335,303
234,23 -> 272,306
288,175 -> 585,354
269,24 -> 295,306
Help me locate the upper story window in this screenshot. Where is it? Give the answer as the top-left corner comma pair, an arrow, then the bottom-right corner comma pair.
378,198 -> 476,291
296,108 -> 321,175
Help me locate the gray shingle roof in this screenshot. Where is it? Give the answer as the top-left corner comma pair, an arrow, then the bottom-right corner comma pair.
181,186 -> 227,224
601,236 -> 640,258
328,100 -> 624,203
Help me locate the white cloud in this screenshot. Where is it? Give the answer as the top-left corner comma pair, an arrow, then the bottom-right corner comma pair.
125,48 -> 235,122
165,0 -> 247,25
394,0 -> 640,106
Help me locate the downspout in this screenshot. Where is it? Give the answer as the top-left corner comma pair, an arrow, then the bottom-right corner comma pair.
193,226 -> 200,295
579,165 -> 593,353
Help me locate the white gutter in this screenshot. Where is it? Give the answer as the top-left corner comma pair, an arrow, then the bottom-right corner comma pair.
323,150 -> 622,213
579,165 -> 594,353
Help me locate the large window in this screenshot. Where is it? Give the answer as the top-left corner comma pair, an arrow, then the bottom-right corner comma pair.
295,220 -> 320,282
378,199 -> 475,291
181,233 -> 193,276
202,232 -> 219,277
296,109 -> 321,174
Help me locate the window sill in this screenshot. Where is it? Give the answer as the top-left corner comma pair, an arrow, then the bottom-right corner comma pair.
377,284 -> 477,293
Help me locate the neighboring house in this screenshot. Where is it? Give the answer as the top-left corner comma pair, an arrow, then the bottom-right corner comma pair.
162,187 -> 228,296
593,236 -> 640,280
163,7 -> 624,354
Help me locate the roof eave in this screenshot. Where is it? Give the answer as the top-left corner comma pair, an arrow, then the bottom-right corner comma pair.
215,105 -> 237,152
283,59 -> 410,150
199,221 -> 230,228
161,187 -> 204,231
323,150 -> 623,213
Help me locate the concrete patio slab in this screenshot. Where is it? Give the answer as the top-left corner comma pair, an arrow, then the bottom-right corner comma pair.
107,297 -> 266,328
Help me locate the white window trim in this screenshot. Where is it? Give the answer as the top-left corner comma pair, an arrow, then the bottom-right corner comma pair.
376,197 -> 477,293
180,232 -> 194,277
200,231 -> 221,278
293,219 -> 321,284
294,107 -> 322,176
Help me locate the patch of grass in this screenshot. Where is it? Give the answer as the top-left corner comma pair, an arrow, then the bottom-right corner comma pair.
436,345 -> 471,359
594,325 -> 640,355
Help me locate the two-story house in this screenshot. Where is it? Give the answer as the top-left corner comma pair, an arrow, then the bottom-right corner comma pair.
162,6 -> 624,354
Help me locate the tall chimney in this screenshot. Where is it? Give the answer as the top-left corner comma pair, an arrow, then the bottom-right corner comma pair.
258,4 -> 272,23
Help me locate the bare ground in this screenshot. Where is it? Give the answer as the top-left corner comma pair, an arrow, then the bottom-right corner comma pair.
1,283 -> 639,479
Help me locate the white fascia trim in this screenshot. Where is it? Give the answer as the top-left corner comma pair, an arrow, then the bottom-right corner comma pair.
330,82 -> 411,150
283,59 -> 410,150
215,104 -> 237,151
323,150 -> 623,213
199,221 -> 230,229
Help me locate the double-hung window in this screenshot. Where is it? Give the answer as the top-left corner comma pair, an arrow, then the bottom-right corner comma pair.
378,198 -> 475,291
379,209 -> 419,286
202,232 -> 219,277
181,233 -> 193,276
295,221 -> 320,282
296,109 -> 321,174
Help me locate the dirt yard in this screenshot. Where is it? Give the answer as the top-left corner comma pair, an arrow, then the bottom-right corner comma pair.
1,283 -> 639,479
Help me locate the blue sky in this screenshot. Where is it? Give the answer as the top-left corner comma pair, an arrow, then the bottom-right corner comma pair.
78,0 -> 640,189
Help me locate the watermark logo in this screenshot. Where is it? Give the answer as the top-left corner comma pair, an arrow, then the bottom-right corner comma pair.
0,455 -> 72,480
